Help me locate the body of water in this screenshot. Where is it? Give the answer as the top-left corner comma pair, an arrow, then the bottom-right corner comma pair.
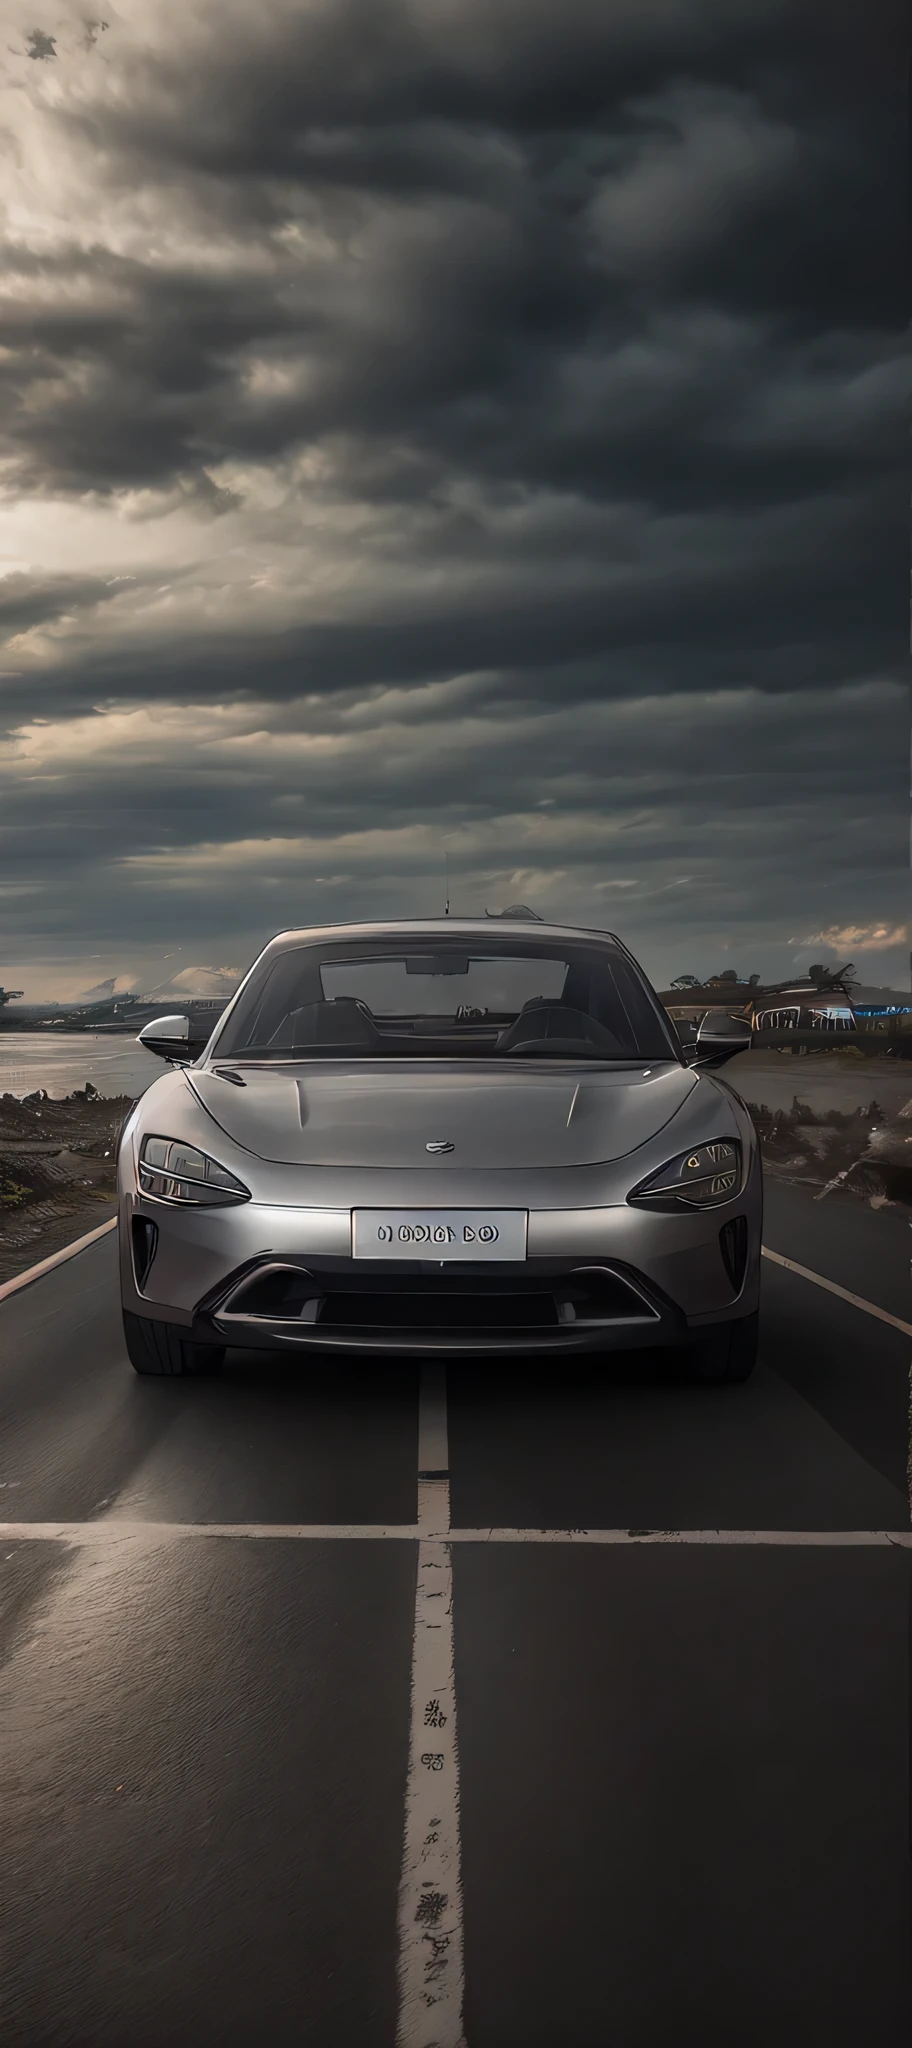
0,1033 -> 163,1100
725,1051 -> 912,1117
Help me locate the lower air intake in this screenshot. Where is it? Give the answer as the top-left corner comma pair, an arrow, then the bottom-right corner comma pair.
217,1261 -> 660,1332
719,1215 -> 748,1291
320,1291 -> 558,1331
131,1215 -> 158,1290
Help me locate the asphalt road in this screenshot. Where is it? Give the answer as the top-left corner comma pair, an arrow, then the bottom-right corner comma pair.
0,1180 -> 909,2048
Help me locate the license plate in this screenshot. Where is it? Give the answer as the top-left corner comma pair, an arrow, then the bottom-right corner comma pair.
352,1209 -> 528,1260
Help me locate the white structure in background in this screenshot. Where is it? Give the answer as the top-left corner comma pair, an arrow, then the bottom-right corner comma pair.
753,1002 -> 855,1033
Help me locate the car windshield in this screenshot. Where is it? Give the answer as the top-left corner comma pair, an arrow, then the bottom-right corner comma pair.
210,935 -> 680,1063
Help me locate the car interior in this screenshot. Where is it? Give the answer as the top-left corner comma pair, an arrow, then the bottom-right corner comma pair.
216,944 -> 678,1062
265,992 -> 628,1057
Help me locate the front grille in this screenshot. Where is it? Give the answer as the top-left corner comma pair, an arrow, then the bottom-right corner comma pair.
320,1291 -> 558,1331
216,1261 -> 661,1332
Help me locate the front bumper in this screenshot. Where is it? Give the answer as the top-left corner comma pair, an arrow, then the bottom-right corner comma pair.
118,1172 -> 762,1358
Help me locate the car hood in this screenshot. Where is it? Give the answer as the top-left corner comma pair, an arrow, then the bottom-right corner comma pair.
187,1059 -> 697,1169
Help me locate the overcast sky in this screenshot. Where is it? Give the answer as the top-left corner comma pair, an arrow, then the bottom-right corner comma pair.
0,0 -> 906,999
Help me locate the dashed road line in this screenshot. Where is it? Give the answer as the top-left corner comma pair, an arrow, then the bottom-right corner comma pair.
396,1365 -> 467,2048
762,1245 -> 912,1339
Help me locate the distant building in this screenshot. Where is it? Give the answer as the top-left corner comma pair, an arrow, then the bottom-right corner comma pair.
657,965 -> 858,1038
849,985 -> 912,1029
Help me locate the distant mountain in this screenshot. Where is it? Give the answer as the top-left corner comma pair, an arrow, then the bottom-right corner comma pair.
139,965 -> 242,1002
65,964 -> 242,1007
70,974 -> 140,1005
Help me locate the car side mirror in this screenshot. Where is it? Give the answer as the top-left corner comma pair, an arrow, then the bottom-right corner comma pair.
138,1014 -> 208,1063
674,1019 -> 698,1051
689,1014 -> 753,1066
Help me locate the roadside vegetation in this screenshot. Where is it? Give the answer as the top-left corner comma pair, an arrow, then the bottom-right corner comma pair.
748,1095 -> 911,1208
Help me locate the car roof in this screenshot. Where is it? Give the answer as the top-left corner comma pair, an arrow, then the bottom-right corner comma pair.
260,919 -> 623,950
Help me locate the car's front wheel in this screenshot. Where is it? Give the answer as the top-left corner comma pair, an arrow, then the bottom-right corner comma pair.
123,1310 -> 226,1377
682,1310 -> 758,1385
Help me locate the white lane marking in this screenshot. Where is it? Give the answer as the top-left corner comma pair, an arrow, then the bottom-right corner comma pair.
446,1527 -> 912,1547
0,1215 -> 117,1304
0,1522 -> 910,1548
762,1245 -> 912,1339
396,1367 -> 467,2048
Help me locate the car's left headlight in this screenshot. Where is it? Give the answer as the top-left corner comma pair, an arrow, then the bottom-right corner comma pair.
628,1138 -> 742,1210
139,1135 -> 251,1206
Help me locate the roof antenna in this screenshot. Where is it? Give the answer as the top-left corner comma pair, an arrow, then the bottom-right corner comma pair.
444,851 -> 450,916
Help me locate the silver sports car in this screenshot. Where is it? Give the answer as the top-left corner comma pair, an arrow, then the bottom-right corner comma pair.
118,919 -> 761,1382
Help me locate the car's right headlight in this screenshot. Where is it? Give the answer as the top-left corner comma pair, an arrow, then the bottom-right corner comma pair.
627,1138 -> 742,1210
139,1135 -> 251,1206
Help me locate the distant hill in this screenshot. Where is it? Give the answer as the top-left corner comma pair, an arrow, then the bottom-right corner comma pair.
138,965 -> 242,1002
70,974 -> 140,1005
66,965 -> 242,1008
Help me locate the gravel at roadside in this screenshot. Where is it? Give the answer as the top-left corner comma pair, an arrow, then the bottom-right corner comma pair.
0,1088 -> 133,1287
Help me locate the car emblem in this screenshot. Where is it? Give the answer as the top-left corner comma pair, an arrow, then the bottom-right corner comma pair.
425,1139 -> 454,1154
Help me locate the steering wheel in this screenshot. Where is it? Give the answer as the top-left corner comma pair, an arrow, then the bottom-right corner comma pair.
502,1036 -> 612,1057
497,1003 -> 622,1056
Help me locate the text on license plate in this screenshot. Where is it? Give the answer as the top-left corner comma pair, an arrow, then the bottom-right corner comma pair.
352,1210 -> 528,1260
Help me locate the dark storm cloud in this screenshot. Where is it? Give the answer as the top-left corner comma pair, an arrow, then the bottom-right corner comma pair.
0,464 -> 900,729
0,568 -> 142,643
24,28 -> 56,61
0,690 -> 899,869
3,2 -> 902,510
1,679 -> 903,928
0,0 -> 906,988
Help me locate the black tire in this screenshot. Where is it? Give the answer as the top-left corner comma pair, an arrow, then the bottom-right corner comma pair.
123,1310 -> 226,1377
683,1310 -> 759,1385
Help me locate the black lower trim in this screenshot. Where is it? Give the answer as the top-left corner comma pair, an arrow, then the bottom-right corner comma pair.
191,1251 -> 692,1352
